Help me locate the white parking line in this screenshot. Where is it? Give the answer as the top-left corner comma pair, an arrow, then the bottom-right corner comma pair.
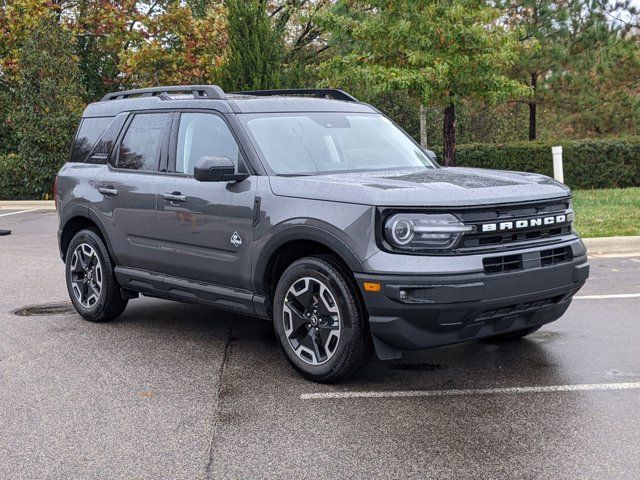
0,209 -> 39,218
574,294 -> 640,300
300,382 -> 640,401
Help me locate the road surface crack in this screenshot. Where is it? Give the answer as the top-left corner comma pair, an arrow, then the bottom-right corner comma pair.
205,320 -> 233,480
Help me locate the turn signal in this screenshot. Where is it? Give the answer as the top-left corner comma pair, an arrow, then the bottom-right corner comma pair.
363,282 -> 381,292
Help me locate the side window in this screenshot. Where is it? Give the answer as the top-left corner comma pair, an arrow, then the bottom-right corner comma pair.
87,113 -> 128,164
118,113 -> 172,171
175,113 -> 240,175
70,117 -> 114,163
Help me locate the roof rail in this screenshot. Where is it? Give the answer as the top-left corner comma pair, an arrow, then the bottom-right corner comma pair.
232,88 -> 359,102
100,85 -> 226,102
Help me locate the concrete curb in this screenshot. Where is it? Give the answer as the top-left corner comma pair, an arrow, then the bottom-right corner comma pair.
0,200 -> 55,210
583,236 -> 640,258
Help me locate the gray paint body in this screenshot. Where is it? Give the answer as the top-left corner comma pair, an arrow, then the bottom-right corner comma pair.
57,93 -> 589,356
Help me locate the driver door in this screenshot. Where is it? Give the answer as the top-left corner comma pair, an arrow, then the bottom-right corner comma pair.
154,111 -> 256,290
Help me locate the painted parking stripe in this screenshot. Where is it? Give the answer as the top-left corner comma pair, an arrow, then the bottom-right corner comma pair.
300,382 -> 640,401
574,294 -> 640,300
0,209 -> 38,218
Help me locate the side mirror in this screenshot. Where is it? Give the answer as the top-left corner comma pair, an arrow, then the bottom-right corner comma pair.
422,148 -> 438,163
194,156 -> 248,182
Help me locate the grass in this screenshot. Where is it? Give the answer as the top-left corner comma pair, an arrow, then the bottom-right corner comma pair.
572,187 -> 640,238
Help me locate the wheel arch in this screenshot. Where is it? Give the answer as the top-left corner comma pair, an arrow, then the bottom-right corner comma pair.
59,206 -> 115,263
254,225 -> 365,303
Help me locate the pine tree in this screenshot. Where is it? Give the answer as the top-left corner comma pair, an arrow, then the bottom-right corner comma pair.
222,0 -> 285,91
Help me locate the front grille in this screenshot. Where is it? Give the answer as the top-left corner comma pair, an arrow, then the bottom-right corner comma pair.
455,199 -> 573,252
483,246 -> 573,275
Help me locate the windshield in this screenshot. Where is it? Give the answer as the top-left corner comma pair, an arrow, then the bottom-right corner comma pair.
240,113 -> 437,175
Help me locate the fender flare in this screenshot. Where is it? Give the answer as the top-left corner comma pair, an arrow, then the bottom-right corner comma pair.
59,205 -> 117,263
252,224 -> 366,294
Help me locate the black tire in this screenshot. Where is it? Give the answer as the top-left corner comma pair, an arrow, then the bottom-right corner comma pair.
65,229 -> 128,322
483,326 -> 542,343
273,255 -> 373,383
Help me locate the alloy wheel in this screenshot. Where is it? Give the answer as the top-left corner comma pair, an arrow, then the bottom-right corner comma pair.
69,243 -> 103,308
282,277 -> 341,365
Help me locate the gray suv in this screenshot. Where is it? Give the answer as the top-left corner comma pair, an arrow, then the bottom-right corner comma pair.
56,85 -> 589,382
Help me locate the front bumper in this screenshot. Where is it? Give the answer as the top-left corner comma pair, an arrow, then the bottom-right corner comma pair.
356,242 -> 589,359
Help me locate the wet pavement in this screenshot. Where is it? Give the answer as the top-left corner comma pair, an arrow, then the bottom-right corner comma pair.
1,210 -> 639,479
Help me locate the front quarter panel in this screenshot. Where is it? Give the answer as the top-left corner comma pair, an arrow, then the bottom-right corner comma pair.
251,177 -> 377,293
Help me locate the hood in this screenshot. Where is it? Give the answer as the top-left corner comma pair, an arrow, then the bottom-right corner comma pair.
268,167 -> 571,207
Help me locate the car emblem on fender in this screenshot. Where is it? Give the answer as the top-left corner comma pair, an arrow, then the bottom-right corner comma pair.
230,231 -> 242,247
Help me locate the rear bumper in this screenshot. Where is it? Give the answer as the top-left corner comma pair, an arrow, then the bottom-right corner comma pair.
356,246 -> 589,359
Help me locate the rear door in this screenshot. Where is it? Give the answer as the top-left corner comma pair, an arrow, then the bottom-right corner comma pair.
95,111 -> 172,270
154,110 -> 256,290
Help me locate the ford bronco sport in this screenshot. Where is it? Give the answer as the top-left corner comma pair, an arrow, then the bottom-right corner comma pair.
56,85 -> 589,383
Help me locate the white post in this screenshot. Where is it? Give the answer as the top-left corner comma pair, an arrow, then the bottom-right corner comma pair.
552,146 -> 564,183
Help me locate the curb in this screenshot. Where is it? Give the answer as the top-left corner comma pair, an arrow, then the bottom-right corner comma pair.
0,200 -> 55,210
583,236 -> 640,258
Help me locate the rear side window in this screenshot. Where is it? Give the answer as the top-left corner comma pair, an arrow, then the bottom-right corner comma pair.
117,113 -> 172,171
70,117 -> 114,163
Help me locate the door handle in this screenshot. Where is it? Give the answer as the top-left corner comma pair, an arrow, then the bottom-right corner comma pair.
163,192 -> 187,203
98,187 -> 118,197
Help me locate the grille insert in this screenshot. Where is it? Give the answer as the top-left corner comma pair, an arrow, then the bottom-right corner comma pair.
483,255 -> 523,274
478,295 -> 564,321
541,246 -> 573,266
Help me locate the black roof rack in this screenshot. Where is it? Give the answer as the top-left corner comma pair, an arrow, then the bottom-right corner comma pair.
232,88 -> 358,102
100,85 -> 225,102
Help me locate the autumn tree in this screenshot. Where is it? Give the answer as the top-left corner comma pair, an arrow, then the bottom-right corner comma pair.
320,0 -> 526,165
120,2 -> 228,87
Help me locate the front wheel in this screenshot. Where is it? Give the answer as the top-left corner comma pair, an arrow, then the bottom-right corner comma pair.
273,255 -> 373,383
65,229 -> 128,322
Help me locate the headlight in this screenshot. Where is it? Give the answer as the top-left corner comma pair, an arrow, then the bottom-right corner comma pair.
384,213 -> 472,251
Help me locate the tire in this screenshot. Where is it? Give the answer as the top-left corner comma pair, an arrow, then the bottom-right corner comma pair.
65,229 -> 128,322
483,325 -> 542,343
273,255 -> 373,383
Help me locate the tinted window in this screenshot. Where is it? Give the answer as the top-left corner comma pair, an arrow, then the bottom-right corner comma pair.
176,113 -> 239,175
90,114 -> 128,162
70,117 -> 113,163
118,113 -> 172,171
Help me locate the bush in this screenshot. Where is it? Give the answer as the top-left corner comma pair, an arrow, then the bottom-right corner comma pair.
434,138 -> 640,190
0,154 -> 57,200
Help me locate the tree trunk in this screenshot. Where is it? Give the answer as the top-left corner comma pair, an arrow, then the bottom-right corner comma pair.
528,72 -> 538,141
419,104 -> 428,148
443,103 -> 456,166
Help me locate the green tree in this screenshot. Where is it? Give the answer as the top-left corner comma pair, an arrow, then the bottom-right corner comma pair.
11,16 -> 85,198
320,0 -> 526,165
498,0 -> 580,140
222,0 -> 285,90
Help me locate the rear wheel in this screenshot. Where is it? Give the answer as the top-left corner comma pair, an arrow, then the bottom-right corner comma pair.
273,255 -> 373,383
484,326 -> 542,343
65,229 -> 127,322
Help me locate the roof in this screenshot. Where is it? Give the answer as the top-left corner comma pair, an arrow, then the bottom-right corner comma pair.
83,86 -> 378,117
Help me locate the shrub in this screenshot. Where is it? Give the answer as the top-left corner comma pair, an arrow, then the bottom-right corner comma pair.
434,138 -> 640,190
8,16 -> 84,200
0,154 -> 49,200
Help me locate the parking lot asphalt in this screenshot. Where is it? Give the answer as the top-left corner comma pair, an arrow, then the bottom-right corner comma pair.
1,210 -> 639,480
